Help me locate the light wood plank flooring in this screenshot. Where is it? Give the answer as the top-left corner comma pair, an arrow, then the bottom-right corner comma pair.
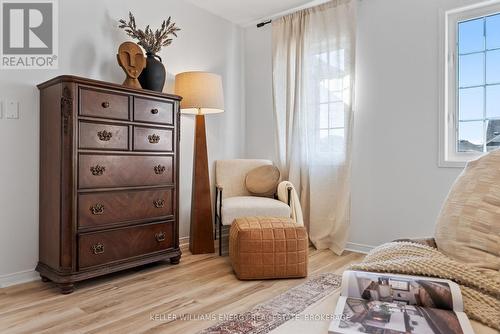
0,245 -> 364,334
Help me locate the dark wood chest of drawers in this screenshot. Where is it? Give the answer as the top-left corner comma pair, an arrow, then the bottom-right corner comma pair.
36,76 -> 182,294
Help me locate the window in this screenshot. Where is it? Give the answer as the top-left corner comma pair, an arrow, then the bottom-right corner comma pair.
313,49 -> 348,157
440,1 -> 500,167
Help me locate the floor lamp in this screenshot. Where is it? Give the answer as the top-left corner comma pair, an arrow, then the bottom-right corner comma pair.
175,72 -> 224,254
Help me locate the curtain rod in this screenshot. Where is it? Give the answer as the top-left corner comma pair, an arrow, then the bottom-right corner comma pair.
255,0 -> 332,28
257,20 -> 272,28
255,0 -> 358,28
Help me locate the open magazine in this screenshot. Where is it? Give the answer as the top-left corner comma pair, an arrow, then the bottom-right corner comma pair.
329,270 -> 474,334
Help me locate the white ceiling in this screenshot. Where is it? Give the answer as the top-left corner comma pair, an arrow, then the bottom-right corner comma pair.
184,0 -> 316,26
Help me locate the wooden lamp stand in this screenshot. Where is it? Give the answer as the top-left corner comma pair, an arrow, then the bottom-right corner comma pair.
190,114 -> 215,254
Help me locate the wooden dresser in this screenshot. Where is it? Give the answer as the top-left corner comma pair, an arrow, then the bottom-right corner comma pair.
37,76 -> 182,294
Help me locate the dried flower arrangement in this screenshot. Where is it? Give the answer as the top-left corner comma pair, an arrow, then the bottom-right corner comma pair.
118,12 -> 180,55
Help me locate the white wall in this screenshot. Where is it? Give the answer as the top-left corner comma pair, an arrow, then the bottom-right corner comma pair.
0,0 -> 245,283
243,0 -> 486,250
244,25 -> 276,160
350,0 -> 473,248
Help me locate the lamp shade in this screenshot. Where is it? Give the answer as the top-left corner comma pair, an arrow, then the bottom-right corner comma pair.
174,71 -> 224,115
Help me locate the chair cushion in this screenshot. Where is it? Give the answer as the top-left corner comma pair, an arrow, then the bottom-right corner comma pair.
435,150 -> 500,272
221,196 -> 291,226
245,165 -> 281,197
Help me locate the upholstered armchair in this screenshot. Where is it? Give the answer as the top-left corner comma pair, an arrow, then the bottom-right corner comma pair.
214,159 -> 292,255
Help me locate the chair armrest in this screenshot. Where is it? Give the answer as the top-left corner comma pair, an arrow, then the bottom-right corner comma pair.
275,181 -> 294,206
393,237 -> 437,248
286,185 -> 292,206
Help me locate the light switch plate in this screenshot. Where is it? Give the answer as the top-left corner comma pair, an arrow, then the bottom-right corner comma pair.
0,100 -> 3,119
5,100 -> 19,119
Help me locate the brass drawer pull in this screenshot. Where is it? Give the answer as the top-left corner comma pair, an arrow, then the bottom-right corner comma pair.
151,108 -> 159,114
91,243 -> 104,255
153,199 -> 165,208
148,134 -> 160,144
155,232 -> 166,242
154,165 -> 166,175
97,130 -> 113,141
90,165 -> 106,176
101,101 -> 110,108
90,203 -> 105,215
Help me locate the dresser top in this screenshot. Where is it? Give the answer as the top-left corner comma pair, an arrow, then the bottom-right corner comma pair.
37,75 -> 182,101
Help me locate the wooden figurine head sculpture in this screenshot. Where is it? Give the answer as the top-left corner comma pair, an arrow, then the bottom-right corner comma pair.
117,41 -> 146,89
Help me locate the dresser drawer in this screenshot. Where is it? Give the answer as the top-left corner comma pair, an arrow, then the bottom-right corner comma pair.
79,122 -> 129,150
79,155 -> 174,189
78,189 -> 173,228
78,221 -> 174,269
134,97 -> 174,125
133,126 -> 173,152
80,88 -> 129,120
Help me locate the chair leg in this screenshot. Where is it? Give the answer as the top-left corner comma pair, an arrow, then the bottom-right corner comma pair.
219,221 -> 222,256
214,188 -> 218,240
214,216 -> 217,240
218,194 -> 223,255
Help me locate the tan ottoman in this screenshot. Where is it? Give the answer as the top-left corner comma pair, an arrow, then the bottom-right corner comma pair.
229,217 -> 308,280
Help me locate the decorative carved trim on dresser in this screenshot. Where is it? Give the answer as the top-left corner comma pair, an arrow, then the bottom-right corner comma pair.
37,76 -> 182,294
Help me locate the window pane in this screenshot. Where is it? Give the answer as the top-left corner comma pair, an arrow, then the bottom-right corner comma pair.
320,80 -> 329,103
330,90 -> 343,102
486,50 -> 500,84
320,104 -> 329,128
329,49 -> 345,73
458,18 -> 485,54
319,129 -> 329,152
459,53 -> 484,87
329,78 -> 343,92
486,14 -> 500,49
330,128 -> 345,139
329,102 -> 344,128
486,84 -> 500,118
458,121 -> 484,152
459,87 -> 484,120
329,129 -> 345,153
315,52 -> 328,64
486,119 -> 500,151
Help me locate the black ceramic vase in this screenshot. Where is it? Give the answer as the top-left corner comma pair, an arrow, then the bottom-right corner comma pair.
138,52 -> 166,92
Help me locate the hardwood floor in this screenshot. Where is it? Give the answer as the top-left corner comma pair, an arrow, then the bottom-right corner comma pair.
0,244 -> 364,334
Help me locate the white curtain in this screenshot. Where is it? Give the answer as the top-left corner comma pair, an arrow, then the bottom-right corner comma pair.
272,0 -> 356,255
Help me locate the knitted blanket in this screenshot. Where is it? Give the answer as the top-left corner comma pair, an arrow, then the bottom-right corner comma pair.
349,241 -> 500,330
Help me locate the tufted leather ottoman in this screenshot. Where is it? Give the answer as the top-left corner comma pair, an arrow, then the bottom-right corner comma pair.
229,217 -> 308,280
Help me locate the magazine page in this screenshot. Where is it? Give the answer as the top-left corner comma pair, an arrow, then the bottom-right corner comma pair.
340,270 -> 464,311
329,296 -> 474,334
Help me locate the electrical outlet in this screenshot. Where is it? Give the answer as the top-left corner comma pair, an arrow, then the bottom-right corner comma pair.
5,100 -> 19,119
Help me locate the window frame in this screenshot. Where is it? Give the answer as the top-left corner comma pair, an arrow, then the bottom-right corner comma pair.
439,0 -> 500,167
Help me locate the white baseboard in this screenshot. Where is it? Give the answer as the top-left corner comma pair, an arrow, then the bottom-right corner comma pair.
179,236 -> 190,247
0,269 -> 38,288
344,242 -> 375,254
179,233 -> 229,249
